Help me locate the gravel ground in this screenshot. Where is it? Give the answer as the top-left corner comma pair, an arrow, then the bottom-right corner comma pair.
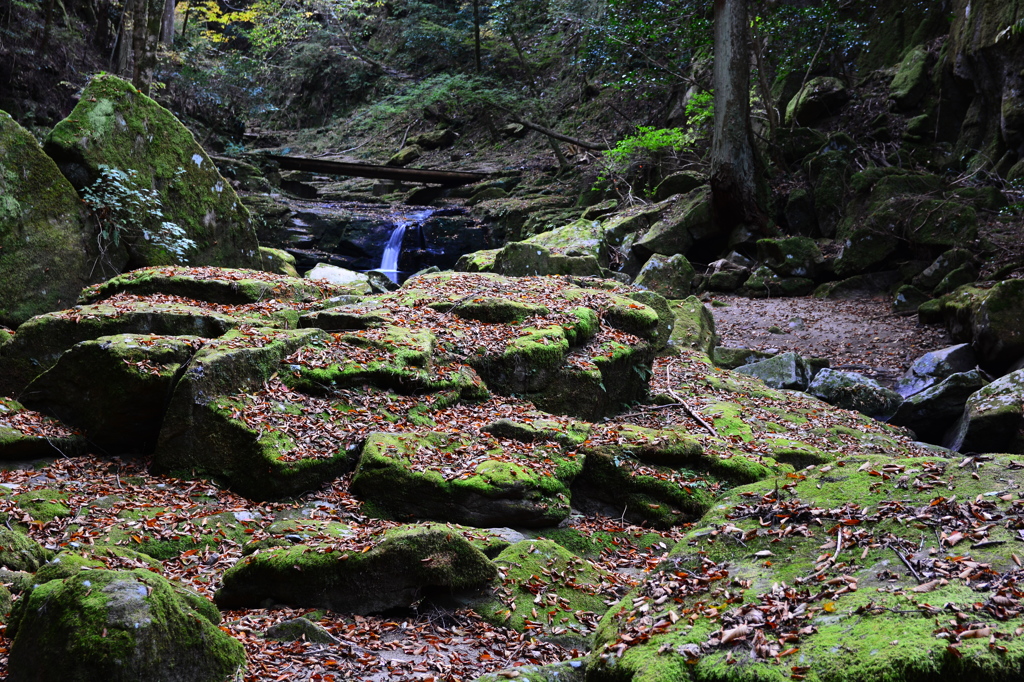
706,294 -> 955,385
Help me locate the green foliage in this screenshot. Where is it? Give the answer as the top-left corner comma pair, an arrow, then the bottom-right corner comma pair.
597,126 -> 693,199
81,165 -> 197,262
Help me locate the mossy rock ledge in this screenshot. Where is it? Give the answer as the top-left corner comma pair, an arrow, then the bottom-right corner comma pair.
8,568 -> 245,682
215,523 -> 497,613
588,453 -> 1024,682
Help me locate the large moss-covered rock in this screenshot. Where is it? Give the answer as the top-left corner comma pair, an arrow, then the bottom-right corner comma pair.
894,343 -> 978,397
805,368 -> 902,419
44,74 -> 259,269
0,526 -> 52,572
521,217 -> 606,262
735,351 -> 813,390
785,76 -> 849,126
946,368 -> 1024,453
757,236 -> 824,278
933,280 -> 1024,371
0,110 -> 95,327
8,568 -> 245,682
493,242 -> 602,278
667,296 -> 715,357
588,452 -> 1024,682
352,431 -> 577,527
215,523 -> 497,612
634,254 -> 696,299
632,188 -> 715,260
890,45 -> 933,110
21,334 -> 200,455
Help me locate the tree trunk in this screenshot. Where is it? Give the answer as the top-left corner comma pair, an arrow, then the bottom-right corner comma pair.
710,0 -> 765,234
160,0 -> 175,46
131,0 -> 148,88
472,0 -> 481,72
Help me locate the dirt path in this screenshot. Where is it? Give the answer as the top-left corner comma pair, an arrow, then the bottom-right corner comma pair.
707,294 -> 954,385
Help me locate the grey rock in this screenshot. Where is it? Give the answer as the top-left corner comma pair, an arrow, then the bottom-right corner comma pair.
265,617 -> 338,644
895,343 -> 978,397
945,369 -> 1024,453
805,368 -> 903,419
890,370 -> 990,444
735,352 -> 813,391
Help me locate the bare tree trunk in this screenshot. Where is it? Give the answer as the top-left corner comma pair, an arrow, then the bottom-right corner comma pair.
472,0 -> 481,72
131,0 -> 148,88
710,0 -> 765,233
160,0 -> 175,46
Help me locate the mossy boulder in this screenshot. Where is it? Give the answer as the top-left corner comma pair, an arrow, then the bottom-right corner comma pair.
946,368 -> 1024,453
8,568 -> 245,682
257,247 -> 300,278
521,217 -> 606,262
652,171 -> 705,201
493,242 -> 603,278
757,236 -> 824,278
265,617 -> 337,644
0,297 -> 270,397
44,74 -> 259,269
455,248 -> 499,273
634,254 -> 696,299
214,523 -> 497,612
739,266 -> 815,298
0,110 -> 95,328
0,526 -> 52,572
386,144 -> 423,167
889,45 -> 933,110
894,343 -> 978,398
934,280 -> 1024,371
0,397 -> 86,461
805,368 -> 902,419
479,539 -> 615,644
667,296 -> 716,357
21,334 -> 200,455
352,431 -> 576,527
588,452 -> 1024,682
735,351 -> 813,390
712,347 -> 775,370
80,265 -> 339,306
632,188 -> 715,260
628,290 -> 676,355
152,328 -> 360,500
473,660 -> 586,682
785,76 -> 849,126
806,149 -> 852,237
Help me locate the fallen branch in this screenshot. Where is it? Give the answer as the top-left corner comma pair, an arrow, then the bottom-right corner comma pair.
509,118 -> 612,151
891,544 -> 924,584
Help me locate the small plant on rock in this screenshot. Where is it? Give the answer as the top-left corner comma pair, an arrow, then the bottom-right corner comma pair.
81,165 -> 196,269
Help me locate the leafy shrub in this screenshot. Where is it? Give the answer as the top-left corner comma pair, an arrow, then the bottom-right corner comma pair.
81,165 -> 196,263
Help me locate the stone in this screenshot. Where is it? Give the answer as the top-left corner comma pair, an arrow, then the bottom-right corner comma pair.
20,334 -> 201,455
81,265 -> 341,306
946,369 -> 1024,453
0,526 -> 52,572
386,145 -> 423,167
0,398 -> 86,461
351,432 -> 575,527
466,187 -> 509,206
632,188 -> 714,259
889,45 -> 932,110
581,198 -> 618,221
652,171 -> 704,201
365,269 -> 400,293
936,279 -> 1024,371
785,76 -> 849,126
891,370 -> 990,444
265,617 -> 338,644
304,263 -> 372,294
634,254 -> 696,299
0,111 -> 95,327
493,242 -> 602,278
777,127 -> 827,164
522,217 -> 605,262
756,236 -> 824,278
473,660 -> 586,682
8,568 -> 245,682
258,247 -> 300,278
932,262 -> 979,297
805,148 -> 851,237
406,129 -> 455,150
913,248 -> 974,292
814,272 -> 902,300
894,343 -> 979,398
783,187 -> 818,235
627,290 -> 676,355
215,524 -> 497,612
805,368 -> 903,419
891,284 -> 931,316
739,266 -> 815,298
735,351 -> 812,391
44,74 -> 259,269
713,347 -> 776,370
666,296 -> 716,357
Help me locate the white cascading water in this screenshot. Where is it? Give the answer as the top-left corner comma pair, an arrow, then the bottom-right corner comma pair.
379,209 -> 434,283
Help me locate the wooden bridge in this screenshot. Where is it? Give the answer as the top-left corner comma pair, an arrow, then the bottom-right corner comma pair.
254,154 -> 489,187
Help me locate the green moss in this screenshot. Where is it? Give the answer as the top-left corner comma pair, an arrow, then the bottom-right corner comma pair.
14,488 -> 71,523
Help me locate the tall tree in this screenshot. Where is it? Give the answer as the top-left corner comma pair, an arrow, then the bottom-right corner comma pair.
710,0 -> 765,233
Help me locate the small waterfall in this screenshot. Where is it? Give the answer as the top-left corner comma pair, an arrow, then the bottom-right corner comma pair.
379,209 -> 434,283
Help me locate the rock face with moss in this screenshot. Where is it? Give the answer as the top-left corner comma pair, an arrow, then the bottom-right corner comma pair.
43,74 -> 259,269
588,453 -> 1024,682
215,523 -> 497,612
8,568 -> 245,682
0,110 -> 95,327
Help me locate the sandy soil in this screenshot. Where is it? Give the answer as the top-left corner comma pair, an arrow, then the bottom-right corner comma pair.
707,294 -> 954,385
